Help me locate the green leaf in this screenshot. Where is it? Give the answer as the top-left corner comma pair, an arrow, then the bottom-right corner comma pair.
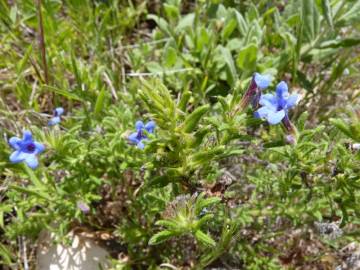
0,205 -> 11,229
0,243 -> 13,265
0,0 -> 10,24
320,38 -> 360,49
191,126 -> 212,148
196,214 -> 214,228
330,118 -> 356,140
336,1 -> 360,26
220,46 -> 237,86
302,0 -> 319,42
155,219 -> 179,229
195,230 -> 216,247
221,18 -> 237,40
297,111 -> 309,131
147,175 -> 174,188
145,62 -> 164,73
147,14 -> 171,35
164,47 -> 177,67
9,185 -> 51,201
148,230 -> 177,245
217,96 -> 229,112
17,44 -> 33,74
175,13 -> 195,32
236,43 -> 258,71
164,3 -> 179,20
71,51 -> 82,86
43,85 -> 82,101
94,87 -> 106,117
234,10 -> 248,36
23,165 -> 48,191
247,3 -> 259,22
181,104 -> 210,133
190,146 -> 225,165
195,194 -> 221,215
321,0 -> 333,29
178,91 -> 191,112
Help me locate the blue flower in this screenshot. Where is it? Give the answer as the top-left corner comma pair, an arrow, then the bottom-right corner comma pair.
128,120 -> 156,149
254,73 -> 272,89
8,130 -> 45,169
48,107 -> 64,126
255,81 -> 300,125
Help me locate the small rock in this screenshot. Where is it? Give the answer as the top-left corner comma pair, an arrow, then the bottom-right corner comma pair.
314,221 -> 343,240
37,230 -> 110,270
336,242 -> 360,270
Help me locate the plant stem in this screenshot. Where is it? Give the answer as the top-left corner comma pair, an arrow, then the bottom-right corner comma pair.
36,0 -> 49,85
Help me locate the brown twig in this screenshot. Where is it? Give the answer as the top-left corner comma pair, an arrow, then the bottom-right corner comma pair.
29,57 -> 45,83
103,72 -> 118,101
36,0 -> 49,85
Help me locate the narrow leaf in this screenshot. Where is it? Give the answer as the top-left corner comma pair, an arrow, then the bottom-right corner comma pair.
195,230 -> 216,247
182,104 -> 210,133
321,0 -> 334,29
94,87 -> 106,117
148,230 -> 177,245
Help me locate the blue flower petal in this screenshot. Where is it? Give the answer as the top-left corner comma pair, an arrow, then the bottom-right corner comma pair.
135,121 -> 144,131
267,110 -> 286,125
255,106 -> 273,119
259,94 -> 278,110
145,121 -> 156,133
48,116 -> 61,126
137,141 -> 145,149
128,132 -> 139,144
285,94 -> 299,109
9,137 -> 21,150
276,81 -> 288,98
34,142 -> 45,154
25,155 -> 39,169
254,73 -> 272,89
55,107 -> 64,116
23,130 -> 32,141
9,151 -> 27,163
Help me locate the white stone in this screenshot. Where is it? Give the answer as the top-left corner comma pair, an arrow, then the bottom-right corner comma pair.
37,230 -> 110,270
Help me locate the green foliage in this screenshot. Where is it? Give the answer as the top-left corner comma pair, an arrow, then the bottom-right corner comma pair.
0,0 -> 360,269
149,193 -> 220,247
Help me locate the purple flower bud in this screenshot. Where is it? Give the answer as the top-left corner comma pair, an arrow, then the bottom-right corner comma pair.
285,135 -> 296,145
238,73 -> 272,112
77,201 -> 90,214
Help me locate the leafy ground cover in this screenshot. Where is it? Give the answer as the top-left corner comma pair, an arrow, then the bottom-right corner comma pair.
1,0 -> 360,269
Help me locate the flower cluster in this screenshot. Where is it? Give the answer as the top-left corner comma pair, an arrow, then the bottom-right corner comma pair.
237,72 -> 300,139
7,73 -> 295,169
8,106 -> 65,169
8,105 -> 156,169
